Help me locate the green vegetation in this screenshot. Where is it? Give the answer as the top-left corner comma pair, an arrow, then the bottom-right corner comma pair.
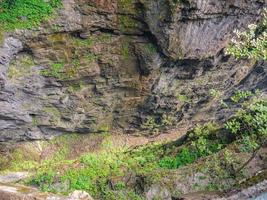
41,62 -> 64,78
0,27 -> 4,45
209,89 -> 221,98
95,33 -> 112,43
28,139 -> 163,199
141,114 -> 174,134
226,9 -> 267,60
141,117 -> 160,134
159,90 -> 267,171
225,98 -> 267,150
0,90 -> 265,198
177,94 -> 191,104
158,147 -> 198,169
40,52 -> 96,79
231,90 -> 253,103
118,0 -> 136,13
121,40 -> 130,59
0,0 -> 62,30
144,43 -> 157,55
71,36 -> 93,48
159,122 -> 224,169
119,15 -> 138,32
8,54 -> 36,81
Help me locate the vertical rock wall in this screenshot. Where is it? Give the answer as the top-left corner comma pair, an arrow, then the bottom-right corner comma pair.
0,0 -> 266,142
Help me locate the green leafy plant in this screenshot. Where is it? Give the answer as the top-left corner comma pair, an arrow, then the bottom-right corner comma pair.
141,117 -> 160,134
0,0 -> 62,30
209,89 -> 221,98
231,90 -> 253,103
158,147 -> 198,169
177,94 -> 191,104
225,119 -> 241,134
226,9 -> 267,60
225,99 -> 267,139
239,135 -> 259,153
41,62 -> 64,78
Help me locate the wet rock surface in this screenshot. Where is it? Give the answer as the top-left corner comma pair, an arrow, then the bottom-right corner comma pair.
0,0 -> 266,142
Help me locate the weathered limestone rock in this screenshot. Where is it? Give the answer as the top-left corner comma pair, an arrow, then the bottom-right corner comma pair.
0,183 -> 64,200
0,184 -> 94,200
0,172 -> 30,184
68,190 -> 94,200
141,0 -> 265,60
0,0 -> 266,142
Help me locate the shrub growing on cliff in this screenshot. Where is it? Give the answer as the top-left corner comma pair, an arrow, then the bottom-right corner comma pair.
225,99 -> 267,148
226,9 -> 267,60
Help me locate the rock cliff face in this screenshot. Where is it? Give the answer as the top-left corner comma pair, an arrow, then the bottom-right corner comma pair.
0,0 -> 266,142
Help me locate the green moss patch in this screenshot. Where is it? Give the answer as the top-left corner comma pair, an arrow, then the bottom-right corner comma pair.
0,0 -> 62,30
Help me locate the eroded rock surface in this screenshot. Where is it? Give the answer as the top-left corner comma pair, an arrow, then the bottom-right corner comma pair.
0,183 -> 93,200
0,0 -> 266,142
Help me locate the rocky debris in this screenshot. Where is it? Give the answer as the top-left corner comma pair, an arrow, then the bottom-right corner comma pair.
68,190 -> 94,200
0,0 -> 266,142
146,184 -> 172,200
0,184 -> 94,200
166,180 -> 267,200
0,172 -> 30,184
177,192 -> 221,200
216,180 -> 267,200
0,183 -> 63,200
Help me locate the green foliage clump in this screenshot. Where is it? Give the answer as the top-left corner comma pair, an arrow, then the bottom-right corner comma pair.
159,122 -> 224,169
158,147 -> 197,169
40,52 -> 97,79
141,114 -> 175,134
41,62 -> 64,78
71,37 -> 93,48
0,0 -> 62,30
226,9 -> 267,60
225,99 -> 267,149
177,94 -> 191,104
209,89 -> 221,98
239,135 -> 259,153
231,90 -> 253,103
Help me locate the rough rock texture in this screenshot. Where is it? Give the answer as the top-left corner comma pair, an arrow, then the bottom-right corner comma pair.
0,172 -> 29,183
0,184 -> 93,200
0,184 -> 65,200
216,180 -> 267,200
0,0 -> 266,142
